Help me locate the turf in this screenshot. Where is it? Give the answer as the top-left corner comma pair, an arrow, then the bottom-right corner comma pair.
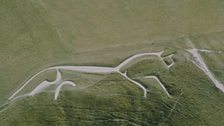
1,0 -> 224,125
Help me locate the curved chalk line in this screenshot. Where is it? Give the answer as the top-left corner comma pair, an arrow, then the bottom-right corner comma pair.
8,51 -> 174,101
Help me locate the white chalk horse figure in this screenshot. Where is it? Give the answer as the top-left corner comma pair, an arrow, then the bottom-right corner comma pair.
7,48 -> 224,102
9,51 -> 175,101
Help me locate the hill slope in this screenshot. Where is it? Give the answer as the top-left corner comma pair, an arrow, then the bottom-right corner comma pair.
1,0 -> 224,125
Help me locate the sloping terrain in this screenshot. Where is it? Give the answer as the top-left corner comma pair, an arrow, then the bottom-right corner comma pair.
0,0 -> 224,125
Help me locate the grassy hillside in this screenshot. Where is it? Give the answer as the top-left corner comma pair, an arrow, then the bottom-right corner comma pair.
0,0 -> 224,125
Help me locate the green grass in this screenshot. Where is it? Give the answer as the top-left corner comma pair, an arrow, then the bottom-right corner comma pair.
0,73 -> 173,126
127,55 -> 224,125
1,52 -> 224,125
1,0 -> 224,125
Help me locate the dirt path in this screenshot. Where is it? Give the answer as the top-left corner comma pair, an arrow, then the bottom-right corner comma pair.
187,48 -> 224,92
